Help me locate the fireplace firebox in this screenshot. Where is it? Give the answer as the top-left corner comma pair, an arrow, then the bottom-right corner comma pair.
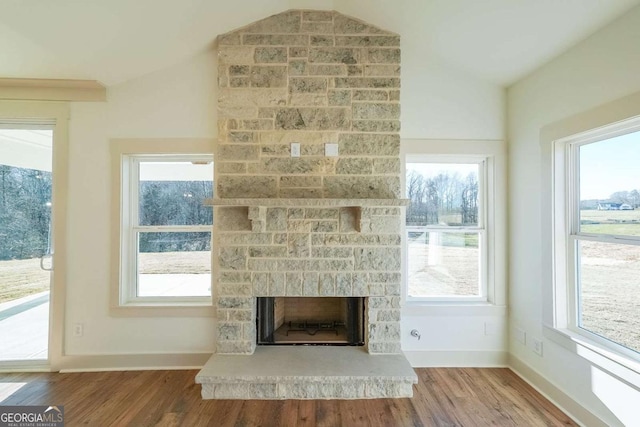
257,297 -> 365,346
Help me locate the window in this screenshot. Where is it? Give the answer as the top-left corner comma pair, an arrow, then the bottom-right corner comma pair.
402,139 -> 506,310
555,122 -> 640,360
406,160 -> 486,300
118,154 -> 213,306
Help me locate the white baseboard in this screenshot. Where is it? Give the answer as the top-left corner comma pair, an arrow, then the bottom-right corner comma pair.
58,352 -> 212,373
508,354 -> 606,427
404,350 -> 508,367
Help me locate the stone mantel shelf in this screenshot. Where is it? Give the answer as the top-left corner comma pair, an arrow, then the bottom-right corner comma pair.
204,198 -> 410,207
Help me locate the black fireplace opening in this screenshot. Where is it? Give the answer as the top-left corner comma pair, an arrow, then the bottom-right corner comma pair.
257,297 -> 365,346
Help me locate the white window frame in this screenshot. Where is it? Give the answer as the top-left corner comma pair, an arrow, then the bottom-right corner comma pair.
550,117 -> 640,366
401,139 -> 507,316
405,156 -> 488,302
110,138 -> 215,316
541,92 -> 640,384
120,154 -> 213,306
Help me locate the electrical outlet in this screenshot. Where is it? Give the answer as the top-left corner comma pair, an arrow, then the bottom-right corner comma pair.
73,323 -> 84,337
532,338 -> 543,356
290,142 -> 301,157
325,143 -> 339,157
514,327 -> 526,345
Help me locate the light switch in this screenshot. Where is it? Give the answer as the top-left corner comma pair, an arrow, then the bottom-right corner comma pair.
325,143 -> 339,157
291,142 -> 301,157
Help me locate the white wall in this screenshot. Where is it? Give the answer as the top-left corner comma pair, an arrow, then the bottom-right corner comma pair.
63,7 -> 506,361
508,6 -> 640,426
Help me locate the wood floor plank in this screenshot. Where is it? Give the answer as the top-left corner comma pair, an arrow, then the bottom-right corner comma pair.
0,368 -> 578,426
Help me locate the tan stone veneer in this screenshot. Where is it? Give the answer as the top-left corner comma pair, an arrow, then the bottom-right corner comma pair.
213,10 -> 404,356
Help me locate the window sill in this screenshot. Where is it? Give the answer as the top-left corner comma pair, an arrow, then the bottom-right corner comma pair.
543,325 -> 640,389
110,303 -> 215,317
402,302 -> 507,317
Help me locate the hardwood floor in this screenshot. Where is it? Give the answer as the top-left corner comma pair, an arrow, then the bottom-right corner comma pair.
0,368 -> 577,426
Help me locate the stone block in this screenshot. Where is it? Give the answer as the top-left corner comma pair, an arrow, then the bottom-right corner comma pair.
364,65 -> 401,76
336,158 -> 373,174
257,158 -> 335,174
369,322 -> 401,341
353,103 -> 400,120
240,119 -> 274,130
219,88 -> 288,109
286,272 -> 303,295
302,11 -> 333,22
369,272 -> 402,283
275,108 -> 350,131
334,77 -> 399,88
250,66 -> 287,88
324,176 -> 400,198
365,48 -> 401,64
308,64 -> 346,76
305,208 -> 339,219
280,188 -> 324,198
289,77 -> 327,93
339,134 -> 400,156
289,47 -> 308,57
265,208 -> 287,231
247,258 -> 277,271
217,296 -> 252,309
249,246 -> 288,258
333,15 -> 387,35
353,120 -> 400,133
218,162 -> 247,174
219,283 -> 252,296
228,131 -> 255,142
215,341 -> 254,355
243,34 -> 308,46
254,47 -> 287,63
310,220 -> 338,233
288,93 -> 328,106
310,35 -> 334,46
368,296 -> 400,309
280,176 -> 322,188
219,247 -> 247,270
376,309 -> 401,322
248,206 -> 265,221
269,272 -> 286,295
308,48 -> 360,64
288,233 -> 310,257
229,77 -> 250,88
218,323 -> 242,341
303,273 -> 320,296
367,216 -> 401,233
318,274 -> 336,296
273,233 -> 288,244
218,33 -> 241,46
352,90 -> 388,101
327,89 -> 351,106
243,322 -> 256,341
354,247 -> 401,270
218,144 -> 259,161
311,247 -> 353,258
347,65 -> 363,76
335,36 -> 400,47
261,131 -> 338,144
217,176 -> 278,198
240,10 -> 301,32
219,271 -> 252,283
385,283 -> 401,296
287,219 -> 311,232
287,208 -> 305,219
389,90 -> 400,101
219,46 -> 255,64
216,207 -> 251,231
229,65 -> 250,76
289,60 -> 307,76
227,309 -> 253,322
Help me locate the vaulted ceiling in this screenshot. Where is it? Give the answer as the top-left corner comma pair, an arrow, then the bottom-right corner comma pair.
0,0 -> 637,87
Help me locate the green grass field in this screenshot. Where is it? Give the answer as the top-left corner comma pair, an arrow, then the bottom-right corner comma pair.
580,209 -> 640,236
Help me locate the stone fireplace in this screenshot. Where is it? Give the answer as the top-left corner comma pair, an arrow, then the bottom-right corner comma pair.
196,9 -> 417,399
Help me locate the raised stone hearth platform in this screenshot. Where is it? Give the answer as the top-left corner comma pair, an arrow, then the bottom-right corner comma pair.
196,347 -> 417,399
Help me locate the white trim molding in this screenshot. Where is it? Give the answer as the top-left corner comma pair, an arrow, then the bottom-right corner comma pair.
0,78 -> 106,102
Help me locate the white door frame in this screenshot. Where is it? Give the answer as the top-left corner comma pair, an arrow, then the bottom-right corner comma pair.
0,101 -> 69,371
